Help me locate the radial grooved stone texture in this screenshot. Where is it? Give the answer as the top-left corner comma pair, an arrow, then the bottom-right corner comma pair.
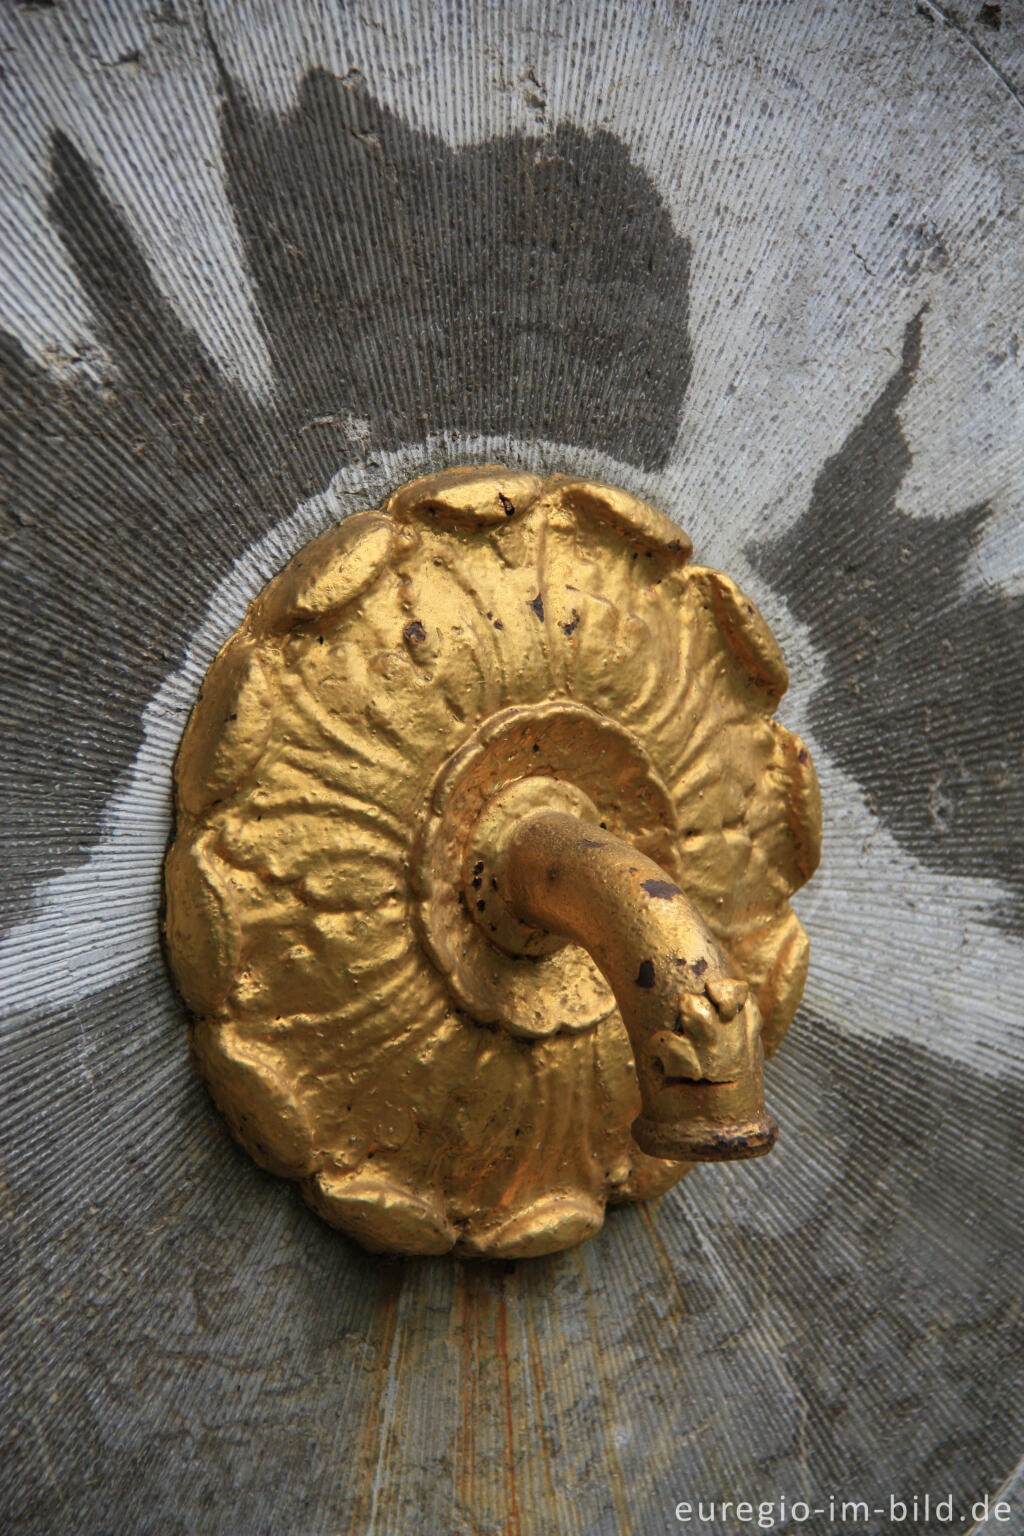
1,2 -> 1023,1533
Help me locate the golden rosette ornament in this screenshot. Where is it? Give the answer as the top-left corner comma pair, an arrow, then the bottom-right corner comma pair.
164,467 -> 820,1258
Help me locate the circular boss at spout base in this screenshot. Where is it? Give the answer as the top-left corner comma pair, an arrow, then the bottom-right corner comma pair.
412,700 -> 682,1040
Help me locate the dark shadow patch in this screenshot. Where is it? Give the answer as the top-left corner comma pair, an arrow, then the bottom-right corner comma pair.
219,65 -> 692,470
0,960 -> 399,1532
0,68 -> 692,928
594,1006 -> 1024,1532
675,1011 -> 1024,1527
0,135 -> 341,927
753,313 -> 1024,927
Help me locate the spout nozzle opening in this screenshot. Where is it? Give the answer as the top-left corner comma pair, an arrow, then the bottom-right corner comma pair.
632,1111 -> 778,1163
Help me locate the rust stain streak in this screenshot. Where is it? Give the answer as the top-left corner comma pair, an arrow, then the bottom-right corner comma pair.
496,1280 -> 521,1536
639,1201 -> 688,1327
457,1261 -> 476,1522
522,1278 -> 560,1519
574,1247 -> 633,1536
347,1264 -> 403,1536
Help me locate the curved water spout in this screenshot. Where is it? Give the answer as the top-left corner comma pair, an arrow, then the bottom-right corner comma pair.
503,811 -> 778,1161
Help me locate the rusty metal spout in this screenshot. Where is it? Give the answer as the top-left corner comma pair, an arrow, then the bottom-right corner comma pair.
503,811 -> 778,1162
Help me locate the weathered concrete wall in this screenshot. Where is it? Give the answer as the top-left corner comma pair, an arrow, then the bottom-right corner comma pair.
2,2 -> 1022,1532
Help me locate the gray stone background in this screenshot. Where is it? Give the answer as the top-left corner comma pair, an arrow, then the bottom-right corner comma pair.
2,2 -> 1023,1533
